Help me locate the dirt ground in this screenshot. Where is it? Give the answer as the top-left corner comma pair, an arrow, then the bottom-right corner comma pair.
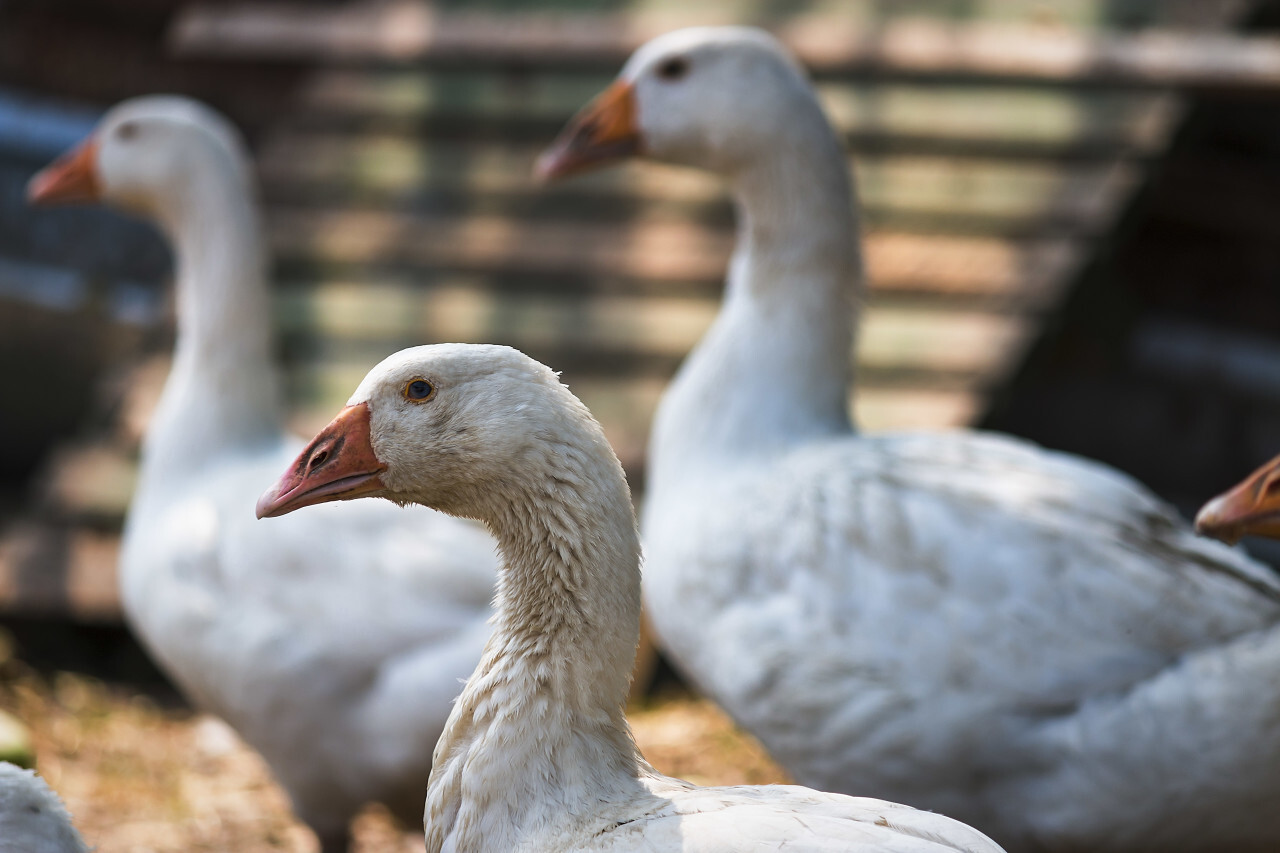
1,652 -> 788,852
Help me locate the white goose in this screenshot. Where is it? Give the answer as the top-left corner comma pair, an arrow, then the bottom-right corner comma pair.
538,27 -> 1280,852
27,97 -> 498,852
0,762 -> 88,853
255,342 -> 1005,853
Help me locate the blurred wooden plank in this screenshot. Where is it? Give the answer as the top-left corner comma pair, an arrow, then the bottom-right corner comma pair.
865,232 -> 1080,305
36,444 -> 138,524
276,70 -> 1182,160
172,5 -> 1270,89
0,521 -> 119,620
0,525 -> 121,620
265,202 -> 1098,293
63,530 -> 121,620
173,0 -> 1249,39
276,283 -> 1031,379
272,232 -> 1082,309
257,137 -> 1141,233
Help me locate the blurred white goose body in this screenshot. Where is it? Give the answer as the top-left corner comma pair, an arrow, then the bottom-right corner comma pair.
0,762 -> 88,853
28,97 -> 497,852
257,343 -> 1006,853
538,27 -> 1280,852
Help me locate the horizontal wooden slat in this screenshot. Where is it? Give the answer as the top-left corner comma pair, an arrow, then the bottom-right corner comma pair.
265,205 -> 1090,300
171,5 -> 1270,89
0,521 -> 120,621
171,0 -> 1249,42
276,282 -> 1031,378
36,443 -> 138,523
276,70 -> 1181,160
269,232 -> 1084,316
256,139 -> 1140,235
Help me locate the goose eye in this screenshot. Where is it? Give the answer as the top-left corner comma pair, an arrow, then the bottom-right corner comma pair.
404,379 -> 435,402
656,57 -> 689,81
117,122 -> 139,141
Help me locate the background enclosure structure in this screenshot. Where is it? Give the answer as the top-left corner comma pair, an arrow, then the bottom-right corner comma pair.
1,0 -> 1278,669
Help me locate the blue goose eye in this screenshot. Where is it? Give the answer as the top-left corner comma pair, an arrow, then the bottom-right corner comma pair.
404,379 -> 435,402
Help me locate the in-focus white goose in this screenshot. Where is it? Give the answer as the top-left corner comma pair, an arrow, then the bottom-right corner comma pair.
0,762 -> 88,853
255,342 -> 1005,853
538,27 -> 1280,852
27,96 -> 498,852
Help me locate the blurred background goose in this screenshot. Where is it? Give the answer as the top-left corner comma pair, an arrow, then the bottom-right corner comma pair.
0,762 -> 88,853
539,26 -> 1280,852
256,342 -> 1006,853
27,96 -> 498,853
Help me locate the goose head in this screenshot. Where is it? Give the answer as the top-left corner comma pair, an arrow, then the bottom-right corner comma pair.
257,343 -> 602,522
27,95 -> 252,228
1196,454 -> 1280,544
537,26 -> 825,180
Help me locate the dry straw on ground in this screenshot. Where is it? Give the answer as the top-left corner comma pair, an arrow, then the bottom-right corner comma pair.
1,660 -> 787,852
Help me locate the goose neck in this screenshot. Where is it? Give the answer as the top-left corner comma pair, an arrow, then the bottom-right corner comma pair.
140,170 -> 283,485
425,435 -> 645,850
648,123 -> 862,493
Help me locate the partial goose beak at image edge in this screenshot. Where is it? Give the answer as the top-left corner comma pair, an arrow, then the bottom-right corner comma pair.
1196,453 -> 1280,544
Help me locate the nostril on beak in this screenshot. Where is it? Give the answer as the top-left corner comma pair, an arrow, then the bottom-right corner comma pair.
308,448 -> 330,472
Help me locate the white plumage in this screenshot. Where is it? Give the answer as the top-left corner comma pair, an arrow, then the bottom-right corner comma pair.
27,97 -> 497,852
539,27 -> 1280,852
257,342 -> 1007,853
0,762 -> 88,853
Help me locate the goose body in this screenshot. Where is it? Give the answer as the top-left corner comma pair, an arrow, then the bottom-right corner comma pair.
28,97 -> 497,851
257,342 -> 1005,853
0,762 -> 88,853
538,27 -> 1280,852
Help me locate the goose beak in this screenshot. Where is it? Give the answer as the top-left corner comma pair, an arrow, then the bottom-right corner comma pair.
1195,454 -> 1280,544
535,80 -> 640,181
256,402 -> 389,519
27,139 -> 101,205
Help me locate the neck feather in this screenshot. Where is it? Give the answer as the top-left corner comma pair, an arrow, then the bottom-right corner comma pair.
425,423 -> 646,851
648,112 -> 862,496
138,167 -> 284,490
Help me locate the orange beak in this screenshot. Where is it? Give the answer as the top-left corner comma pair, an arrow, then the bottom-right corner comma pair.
27,138 -> 102,205
1195,453 -> 1280,544
256,402 -> 389,519
535,80 -> 641,181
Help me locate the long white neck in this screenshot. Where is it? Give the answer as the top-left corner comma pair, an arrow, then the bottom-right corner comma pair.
424,424 -> 647,852
646,112 -> 862,499
134,165 -> 284,498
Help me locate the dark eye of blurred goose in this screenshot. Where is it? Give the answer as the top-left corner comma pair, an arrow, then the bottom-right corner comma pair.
117,122 -> 139,141
656,57 -> 690,81
405,379 -> 435,402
